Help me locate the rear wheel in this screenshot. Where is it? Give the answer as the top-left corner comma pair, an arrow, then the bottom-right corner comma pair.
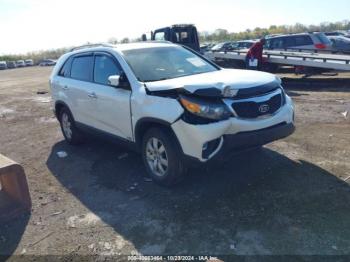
142,128 -> 187,186
59,107 -> 84,145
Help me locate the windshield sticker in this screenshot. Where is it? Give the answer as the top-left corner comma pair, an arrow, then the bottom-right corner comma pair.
186,57 -> 207,67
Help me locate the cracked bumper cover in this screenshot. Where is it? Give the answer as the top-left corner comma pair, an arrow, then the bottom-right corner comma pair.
171,96 -> 295,162
216,122 -> 295,161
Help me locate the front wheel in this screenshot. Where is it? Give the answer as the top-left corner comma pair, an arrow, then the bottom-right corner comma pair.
142,128 -> 187,186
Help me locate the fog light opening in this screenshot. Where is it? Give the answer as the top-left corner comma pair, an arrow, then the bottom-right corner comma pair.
202,138 -> 222,159
202,143 -> 208,151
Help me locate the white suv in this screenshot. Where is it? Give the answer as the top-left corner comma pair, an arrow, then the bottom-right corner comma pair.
50,42 -> 295,186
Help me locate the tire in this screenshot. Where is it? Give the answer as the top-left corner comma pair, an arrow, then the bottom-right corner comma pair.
142,128 -> 187,186
249,145 -> 263,152
59,107 -> 84,145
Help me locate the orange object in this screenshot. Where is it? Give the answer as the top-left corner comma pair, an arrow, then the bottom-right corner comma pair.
180,97 -> 202,113
0,154 -> 31,222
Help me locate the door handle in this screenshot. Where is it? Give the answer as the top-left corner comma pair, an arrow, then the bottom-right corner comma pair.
62,85 -> 69,90
88,92 -> 97,99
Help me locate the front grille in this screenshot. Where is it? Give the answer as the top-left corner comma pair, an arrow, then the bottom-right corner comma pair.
232,93 -> 282,119
233,82 -> 280,100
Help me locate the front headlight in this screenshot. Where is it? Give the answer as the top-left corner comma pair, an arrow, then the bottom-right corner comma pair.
179,95 -> 232,120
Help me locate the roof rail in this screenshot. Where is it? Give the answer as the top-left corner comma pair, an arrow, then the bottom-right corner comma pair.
172,24 -> 194,27
145,40 -> 172,44
70,43 -> 115,52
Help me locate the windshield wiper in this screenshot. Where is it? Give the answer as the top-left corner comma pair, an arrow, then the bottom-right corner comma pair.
144,77 -> 171,82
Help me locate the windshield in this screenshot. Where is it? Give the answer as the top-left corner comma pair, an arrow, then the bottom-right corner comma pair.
122,46 -> 218,82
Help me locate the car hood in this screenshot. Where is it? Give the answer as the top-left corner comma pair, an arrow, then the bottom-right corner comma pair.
145,69 -> 278,96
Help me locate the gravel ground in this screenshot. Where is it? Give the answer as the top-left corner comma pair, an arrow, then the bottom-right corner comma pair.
0,66 -> 350,260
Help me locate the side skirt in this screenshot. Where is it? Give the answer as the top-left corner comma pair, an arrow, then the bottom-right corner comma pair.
75,122 -> 140,153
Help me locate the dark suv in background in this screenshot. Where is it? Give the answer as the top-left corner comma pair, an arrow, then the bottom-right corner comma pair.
7,61 -> 17,69
265,32 -> 332,52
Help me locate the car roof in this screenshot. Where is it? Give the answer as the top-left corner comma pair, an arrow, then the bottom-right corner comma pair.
266,33 -> 310,39
116,42 -> 178,51
328,35 -> 350,41
266,32 -> 326,39
69,41 -> 178,55
237,40 -> 257,43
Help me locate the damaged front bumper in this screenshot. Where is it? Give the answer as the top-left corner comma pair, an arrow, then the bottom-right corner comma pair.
215,122 -> 295,162
171,96 -> 295,162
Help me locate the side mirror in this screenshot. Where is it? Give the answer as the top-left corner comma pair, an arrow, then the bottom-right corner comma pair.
108,75 -> 120,87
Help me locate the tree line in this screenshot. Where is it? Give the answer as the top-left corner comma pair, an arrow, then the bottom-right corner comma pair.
199,20 -> 350,42
1,20 -> 349,62
0,48 -> 70,64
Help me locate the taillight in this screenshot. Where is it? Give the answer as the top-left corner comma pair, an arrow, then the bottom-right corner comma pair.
315,43 -> 326,49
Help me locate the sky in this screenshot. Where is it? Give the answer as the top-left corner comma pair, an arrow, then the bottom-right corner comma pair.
0,0 -> 349,55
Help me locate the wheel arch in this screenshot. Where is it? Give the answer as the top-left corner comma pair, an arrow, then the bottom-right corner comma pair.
134,118 -> 183,153
54,101 -> 73,120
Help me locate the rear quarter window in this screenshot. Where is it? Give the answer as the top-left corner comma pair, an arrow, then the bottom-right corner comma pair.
58,57 -> 72,77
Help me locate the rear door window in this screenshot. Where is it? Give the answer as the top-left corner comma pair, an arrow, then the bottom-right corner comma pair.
270,38 -> 284,49
71,55 -> 93,81
93,54 -> 122,85
231,43 -> 239,49
284,37 -> 296,48
242,42 -> 252,48
294,35 -> 313,46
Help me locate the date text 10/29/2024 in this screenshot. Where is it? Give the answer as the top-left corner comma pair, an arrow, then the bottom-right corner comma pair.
127,255 -> 220,261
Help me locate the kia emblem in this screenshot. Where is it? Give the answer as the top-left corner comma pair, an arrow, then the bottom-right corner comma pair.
259,104 -> 270,113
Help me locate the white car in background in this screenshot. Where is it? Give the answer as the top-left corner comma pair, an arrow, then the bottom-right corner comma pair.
50,42 -> 295,186
25,59 -> 34,66
39,59 -> 56,66
327,36 -> 350,54
16,60 -> 26,67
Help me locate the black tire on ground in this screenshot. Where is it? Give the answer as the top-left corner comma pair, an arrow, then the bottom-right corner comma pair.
59,107 -> 84,145
142,127 -> 187,186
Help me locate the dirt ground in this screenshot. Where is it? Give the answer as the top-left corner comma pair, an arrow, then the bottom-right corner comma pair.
0,66 -> 350,260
